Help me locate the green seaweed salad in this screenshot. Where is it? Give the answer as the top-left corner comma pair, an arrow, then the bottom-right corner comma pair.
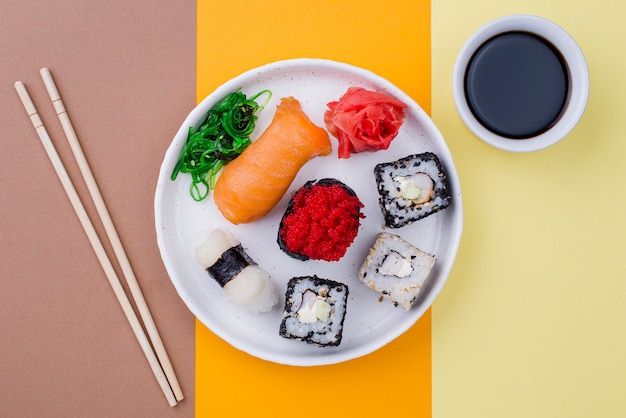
171,89 -> 272,201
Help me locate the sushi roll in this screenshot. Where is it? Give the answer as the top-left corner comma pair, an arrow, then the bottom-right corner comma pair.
277,178 -> 364,262
279,276 -> 348,347
195,228 -> 278,313
358,232 -> 435,310
374,152 -> 450,228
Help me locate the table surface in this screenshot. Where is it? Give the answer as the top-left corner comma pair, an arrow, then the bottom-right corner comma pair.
2,1 -> 625,417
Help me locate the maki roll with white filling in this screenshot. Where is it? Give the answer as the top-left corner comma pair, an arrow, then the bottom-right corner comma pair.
358,232 -> 435,310
279,276 -> 348,347
195,229 -> 278,313
375,152 -> 450,228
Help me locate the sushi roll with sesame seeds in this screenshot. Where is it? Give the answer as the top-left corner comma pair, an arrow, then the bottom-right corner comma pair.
279,276 -> 348,347
195,228 -> 278,313
374,152 -> 451,228
358,232 -> 435,310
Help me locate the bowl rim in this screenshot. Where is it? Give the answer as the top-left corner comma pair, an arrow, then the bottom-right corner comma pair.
452,14 -> 589,152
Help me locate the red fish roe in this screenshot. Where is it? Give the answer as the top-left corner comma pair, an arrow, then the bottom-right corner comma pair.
278,179 -> 365,262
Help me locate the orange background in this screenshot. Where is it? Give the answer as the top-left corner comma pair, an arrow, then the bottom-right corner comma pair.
195,1 -> 433,416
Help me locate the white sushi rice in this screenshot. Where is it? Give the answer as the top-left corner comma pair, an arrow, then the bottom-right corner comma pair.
195,228 -> 278,313
358,232 -> 435,310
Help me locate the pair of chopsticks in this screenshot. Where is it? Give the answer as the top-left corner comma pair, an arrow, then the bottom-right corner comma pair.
14,68 -> 183,407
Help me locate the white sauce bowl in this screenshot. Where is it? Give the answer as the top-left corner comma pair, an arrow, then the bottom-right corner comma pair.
452,14 -> 589,152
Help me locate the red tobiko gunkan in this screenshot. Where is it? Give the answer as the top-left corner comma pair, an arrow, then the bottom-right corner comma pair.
324,87 -> 408,159
277,178 -> 365,262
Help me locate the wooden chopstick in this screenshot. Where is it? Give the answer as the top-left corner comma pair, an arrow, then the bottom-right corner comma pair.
14,79 -> 180,407
38,68 -> 184,402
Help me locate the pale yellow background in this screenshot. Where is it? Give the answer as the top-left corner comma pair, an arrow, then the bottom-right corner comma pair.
432,1 -> 626,417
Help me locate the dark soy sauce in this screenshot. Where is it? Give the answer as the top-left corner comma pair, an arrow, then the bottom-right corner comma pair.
464,31 -> 570,139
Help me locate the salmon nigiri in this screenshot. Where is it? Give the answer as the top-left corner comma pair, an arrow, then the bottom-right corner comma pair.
213,97 -> 332,224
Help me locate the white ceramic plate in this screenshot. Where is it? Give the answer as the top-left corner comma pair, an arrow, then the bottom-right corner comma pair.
155,58 -> 463,366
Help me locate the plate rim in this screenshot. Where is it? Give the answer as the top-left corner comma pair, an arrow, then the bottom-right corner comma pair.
154,57 -> 464,366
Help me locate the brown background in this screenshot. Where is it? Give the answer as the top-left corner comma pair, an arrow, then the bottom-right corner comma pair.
1,1 -> 196,416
